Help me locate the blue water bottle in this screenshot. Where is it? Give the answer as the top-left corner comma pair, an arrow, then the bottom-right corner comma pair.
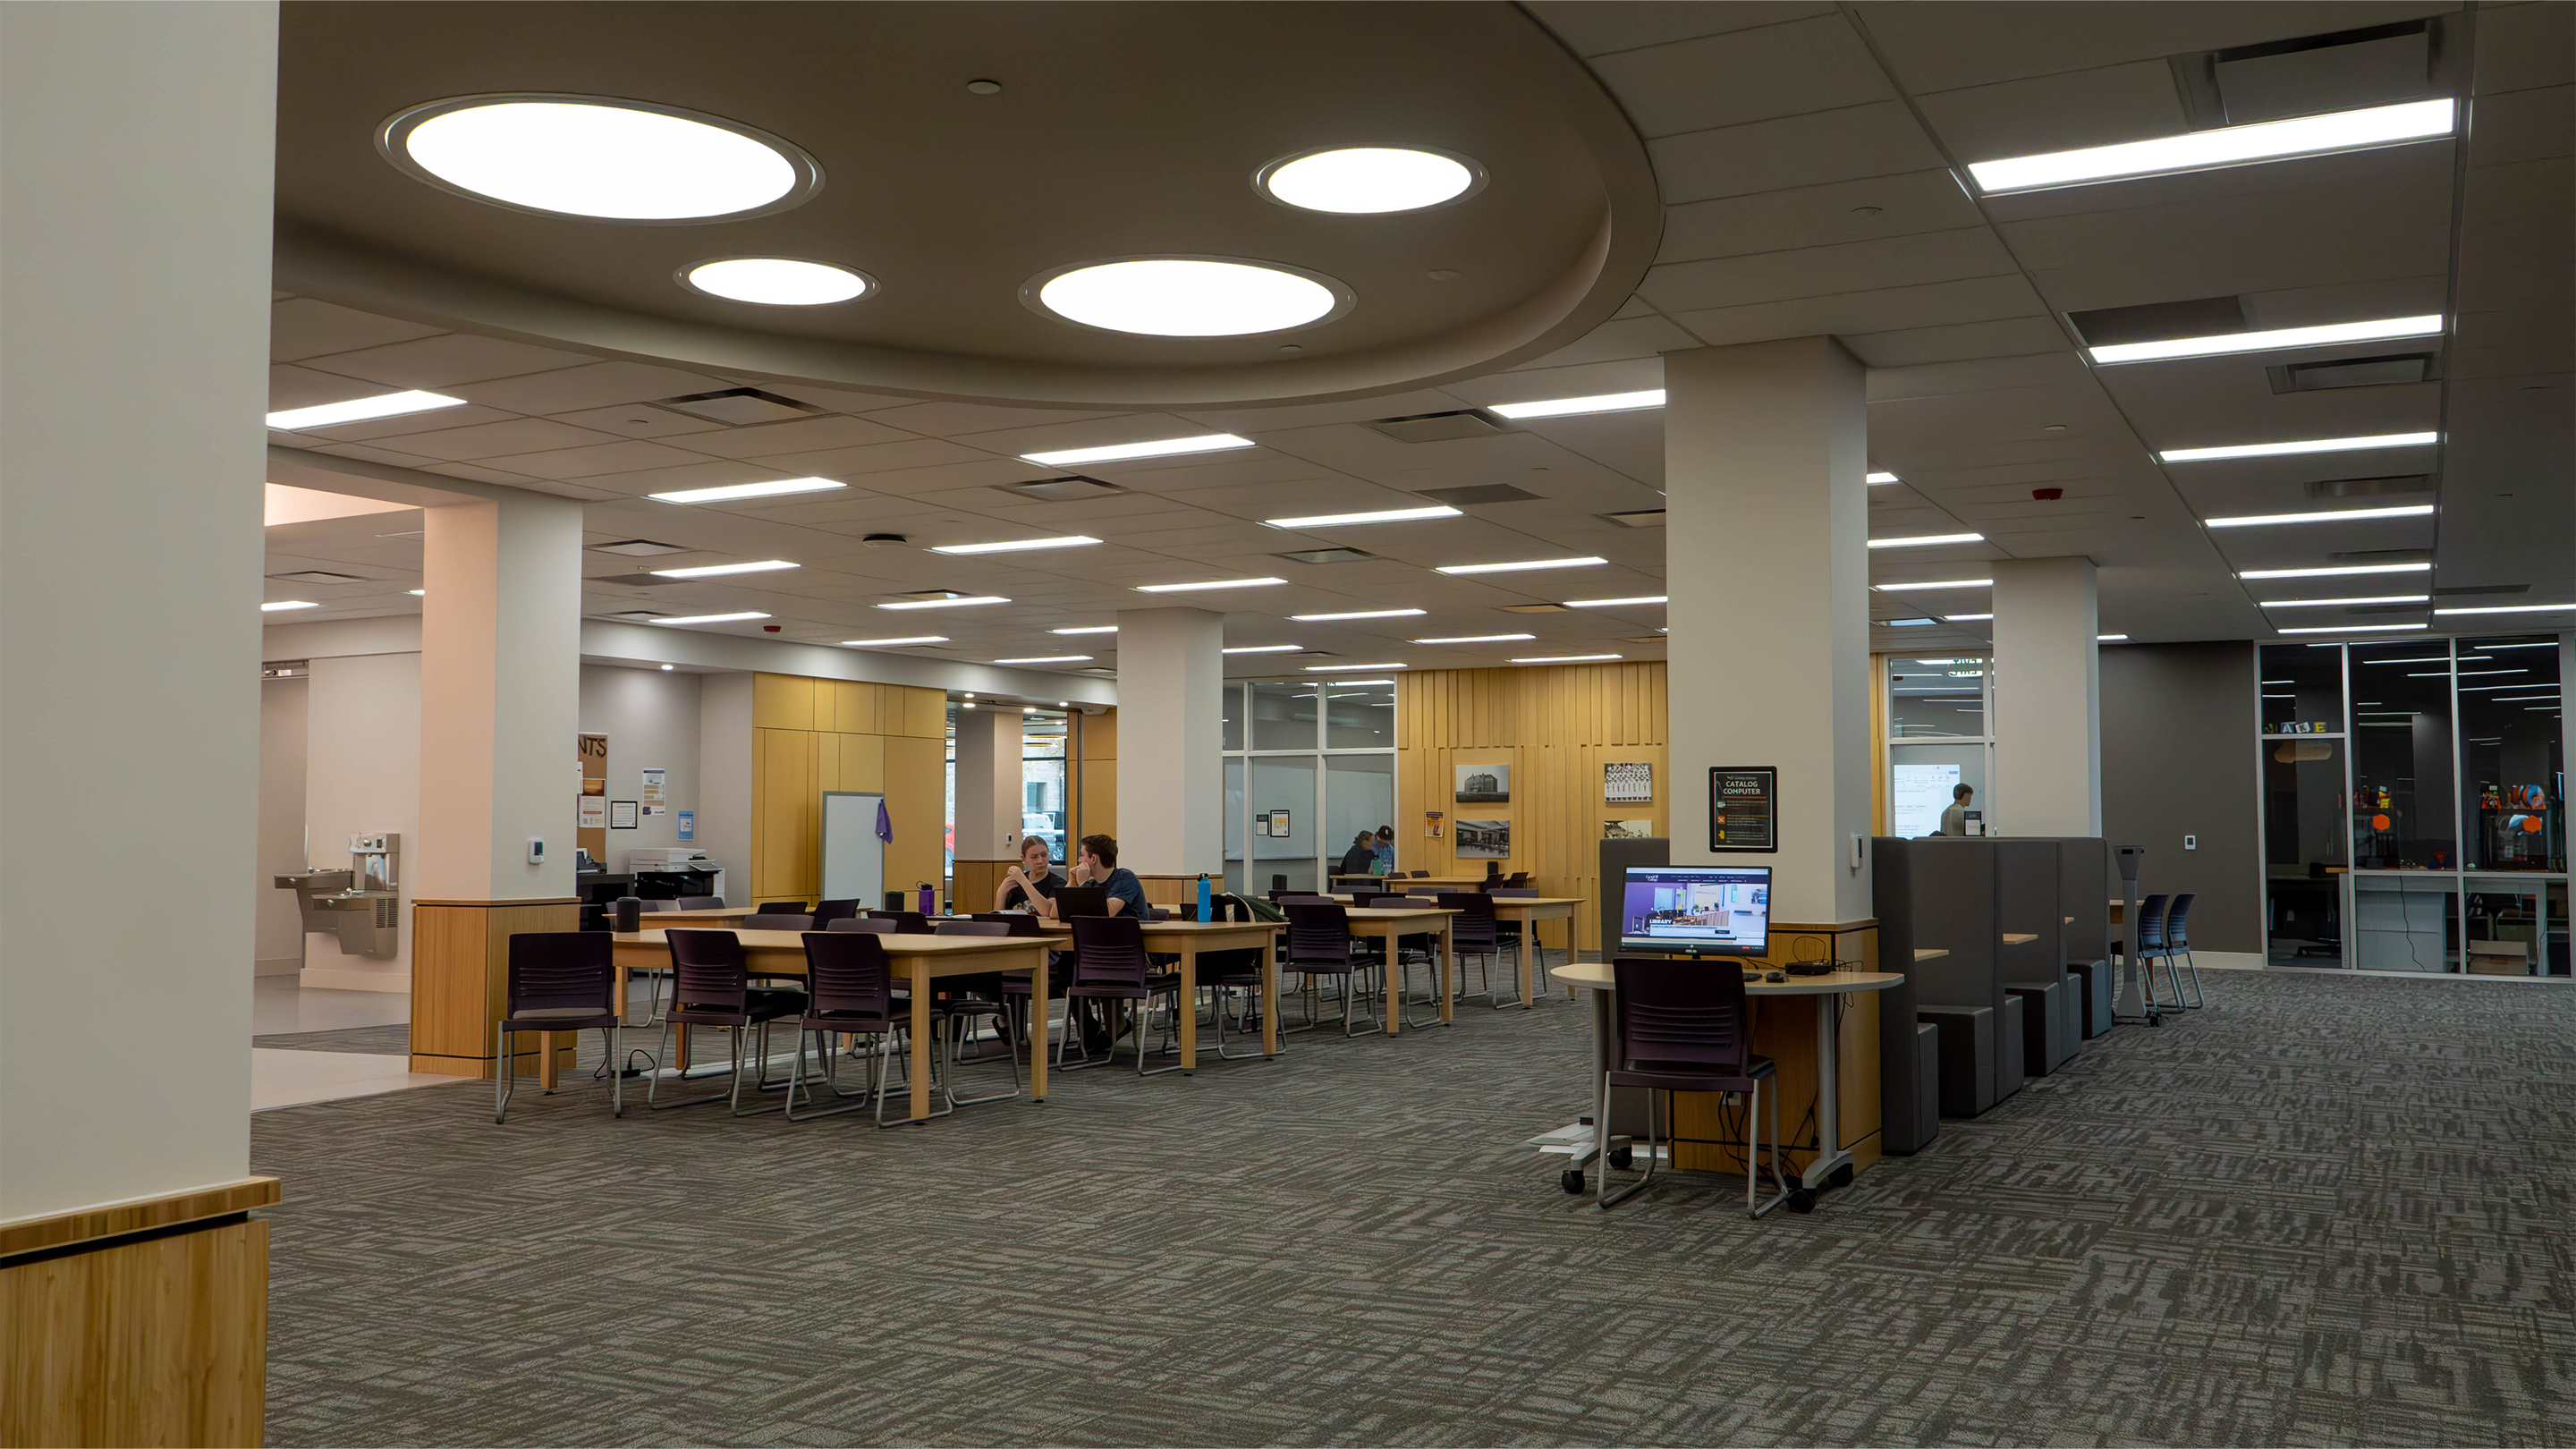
1197,873 -> 1213,921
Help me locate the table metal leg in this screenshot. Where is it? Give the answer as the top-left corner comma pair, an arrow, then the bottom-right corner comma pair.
907,970 -> 933,1123
1802,994 -> 1851,1190
1262,951 -> 1279,1057
1437,924 -> 1455,1026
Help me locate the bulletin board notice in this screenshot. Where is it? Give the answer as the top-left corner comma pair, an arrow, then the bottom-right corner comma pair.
1708,767 -> 1776,853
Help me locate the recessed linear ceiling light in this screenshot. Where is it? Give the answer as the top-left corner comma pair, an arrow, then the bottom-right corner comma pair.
649,559 -> 798,578
877,595 -> 1009,610
1259,147 -> 1479,213
1869,532 -> 1985,549
1033,258 -> 1342,336
1943,613 -> 1994,622
1411,633 -> 1536,644
1224,644 -> 1305,654
1436,556 -> 1607,575
2257,594 -> 2431,609
1134,577 -> 1285,593
2278,622 -> 2429,634
384,95 -> 814,221
2207,504 -> 2435,529
1292,608 -> 1425,622
2097,634 -> 2130,642
649,477 -> 844,504
1264,505 -> 1461,529
1051,625 -> 1118,635
1513,653 -> 1623,664
1965,97 -> 2454,195
2359,656 -> 2451,665
2239,563 -> 2433,580
260,600 -> 320,612
1305,662 -> 1406,673
2161,432 -> 2437,463
928,535 -> 1100,555
1565,595 -> 1666,608
408,589 -> 426,597
2091,315 -> 2445,365
2476,642 -> 2561,649
683,258 -> 870,306
2436,602 -> 2576,615
994,655 -> 1092,665
1873,579 -> 1993,592
1487,390 -> 1664,420
1867,471 -> 1901,485
267,390 -> 465,431
1021,434 -> 1254,468
651,611 -> 771,625
841,636 -> 947,648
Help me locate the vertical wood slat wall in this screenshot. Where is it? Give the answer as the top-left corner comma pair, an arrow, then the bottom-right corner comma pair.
1394,662 -> 1668,951
1071,708 -> 1116,845
749,674 -> 946,904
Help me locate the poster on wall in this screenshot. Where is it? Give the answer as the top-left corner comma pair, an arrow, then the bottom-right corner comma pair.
1708,767 -> 1777,852
641,767 -> 665,803
1455,818 -> 1511,858
1268,809 -> 1292,838
578,797 -> 607,830
1891,762 -> 1962,840
1455,764 -> 1510,803
677,809 -> 695,842
1603,818 -> 1656,839
1424,810 -> 1444,838
610,800 -> 639,830
1604,762 -> 1653,803
577,733 -> 608,860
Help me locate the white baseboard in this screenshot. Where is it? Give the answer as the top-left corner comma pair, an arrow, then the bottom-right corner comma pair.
300,966 -> 411,993
254,956 -> 304,979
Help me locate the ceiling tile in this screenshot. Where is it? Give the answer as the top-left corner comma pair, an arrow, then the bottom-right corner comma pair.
1525,1 -> 1835,57
1853,0 -> 2461,95
1658,169 -> 1982,265
2474,1 -> 2575,96
1650,101 -> 1948,204
752,437 -> 996,478
1643,226 -> 2019,311
1913,59 -> 2191,161
1841,315 -> 2073,369
268,298 -> 446,362
546,404 -> 729,440
858,402 -> 1131,437
1505,313 -> 1702,369
288,403 -> 519,443
382,416 -> 628,462
295,332 -> 605,389
477,438 -> 718,480
1668,272 -> 2049,344
450,360 -> 737,414
1587,14 -> 1894,138
682,412 -> 925,460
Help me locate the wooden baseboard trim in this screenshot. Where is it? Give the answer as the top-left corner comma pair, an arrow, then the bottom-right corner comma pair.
0,1179 -> 280,1262
411,896 -> 582,907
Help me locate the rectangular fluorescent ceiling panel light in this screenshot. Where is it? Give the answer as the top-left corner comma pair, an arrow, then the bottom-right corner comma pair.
2091,315 -> 2445,364
877,595 -> 1009,609
1874,579 -> 1993,592
1292,608 -> 1424,621
1412,633 -> 1535,644
1436,556 -> 1606,575
652,612 -> 770,625
2239,563 -> 2432,579
1050,625 -> 1118,635
1021,434 -> 1252,467
2161,432 -> 2436,462
1134,577 -> 1284,592
2098,634 -> 2129,641
1867,471 -> 1901,485
1565,596 -> 1665,607
1305,663 -> 1405,672
1223,644 -> 1305,654
1265,505 -> 1461,529
1869,533 -> 1984,549
1321,678 -> 1395,686
994,655 -> 1091,665
842,636 -> 946,647
649,560 -> 798,578
1513,653 -> 1622,663
1944,613 -> 1994,622
2258,594 -> 2431,608
649,478 -> 844,504
1487,390 -> 1663,419
266,390 -> 465,430
928,535 -> 1099,555
1966,97 -> 2453,194
259,600 -> 319,612
2207,504 -> 2435,529
2435,603 -> 2576,615
2279,623 -> 2428,633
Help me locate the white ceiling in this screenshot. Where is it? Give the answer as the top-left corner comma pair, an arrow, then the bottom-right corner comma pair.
264,1 -> 2573,676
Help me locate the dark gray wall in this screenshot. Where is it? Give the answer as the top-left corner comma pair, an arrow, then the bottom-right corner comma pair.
2102,642 -> 2260,951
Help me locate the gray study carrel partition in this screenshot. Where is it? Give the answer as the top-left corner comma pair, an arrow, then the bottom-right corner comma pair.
1994,838 -> 2080,1079
1873,837 -> 2021,1117
2041,836 -> 2116,1038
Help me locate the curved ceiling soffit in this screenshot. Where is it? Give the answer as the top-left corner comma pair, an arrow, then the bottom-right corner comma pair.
271,4 -> 1661,411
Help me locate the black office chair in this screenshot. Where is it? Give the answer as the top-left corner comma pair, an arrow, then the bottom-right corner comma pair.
1057,916 -> 1182,1075
782,929 -> 921,1126
1283,901 -> 1380,1037
757,900 -> 810,915
739,912 -> 814,932
647,930 -> 807,1116
1596,957 -> 1790,1217
867,909 -> 932,934
809,898 -> 862,930
493,932 -> 622,1123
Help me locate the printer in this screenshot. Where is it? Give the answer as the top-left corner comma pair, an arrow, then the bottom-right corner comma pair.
627,847 -> 724,901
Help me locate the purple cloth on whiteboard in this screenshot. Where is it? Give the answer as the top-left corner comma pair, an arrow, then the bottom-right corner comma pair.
876,800 -> 893,843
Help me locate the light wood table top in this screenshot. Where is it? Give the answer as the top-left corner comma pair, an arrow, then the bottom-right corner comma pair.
1034,917 -> 1282,1064
637,906 -> 758,927
2002,932 -> 2038,945
1550,961 -> 1903,996
1914,948 -> 1950,961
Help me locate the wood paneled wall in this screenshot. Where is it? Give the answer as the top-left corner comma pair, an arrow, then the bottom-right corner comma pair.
409,900 -> 580,1078
1071,708 -> 1116,844
1395,663 -> 1668,951
750,674 -> 946,904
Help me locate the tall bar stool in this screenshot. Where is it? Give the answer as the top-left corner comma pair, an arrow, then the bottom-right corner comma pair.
494,932 -> 623,1123
1596,957 -> 1791,1218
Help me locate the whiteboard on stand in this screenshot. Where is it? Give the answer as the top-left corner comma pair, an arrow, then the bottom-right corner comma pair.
821,791 -> 886,904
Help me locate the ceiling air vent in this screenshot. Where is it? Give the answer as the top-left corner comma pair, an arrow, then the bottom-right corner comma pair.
1602,510 -> 1666,529
2305,474 -> 2433,499
267,569 -> 365,584
649,387 -> 827,427
604,610 -> 666,623
590,538 -> 690,557
1275,547 -> 1374,565
2269,354 -> 2436,393
1366,411 -> 1506,443
587,573 -> 681,588
2068,295 -> 2248,349
1415,483 -> 1542,507
1006,475 -> 1121,503
1502,603 -> 1570,614
2174,19 -> 2446,129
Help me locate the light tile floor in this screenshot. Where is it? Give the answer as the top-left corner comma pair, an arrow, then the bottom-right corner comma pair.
250,979 -> 444,1110
251,977 -> 412,1035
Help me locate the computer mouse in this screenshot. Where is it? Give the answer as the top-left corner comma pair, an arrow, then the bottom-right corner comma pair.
1765,970 -> 1785,983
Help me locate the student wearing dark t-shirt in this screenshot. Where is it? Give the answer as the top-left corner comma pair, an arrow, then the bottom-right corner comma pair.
996,834 -> 1063,915
1337,832 -> 1380,878
1073,834 -> 1148,919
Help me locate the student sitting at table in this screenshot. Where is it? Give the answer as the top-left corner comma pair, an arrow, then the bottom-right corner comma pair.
1337,831 -> 1380,879
996,833 -> 1063,917
1072,833 -> 1149,918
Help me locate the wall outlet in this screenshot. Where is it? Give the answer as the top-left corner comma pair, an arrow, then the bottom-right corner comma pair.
2183,835 -> 2197,851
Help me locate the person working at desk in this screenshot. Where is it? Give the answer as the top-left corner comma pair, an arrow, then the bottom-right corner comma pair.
996,834 -> 1063,917
1938,783 -> 1974,836
1072,834 -> 1149,918
1374,825 -> 1396,873
1338,831 -> 1380,878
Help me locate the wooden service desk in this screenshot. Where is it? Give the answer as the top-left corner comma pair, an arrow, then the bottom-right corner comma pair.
1329,894 -> 1581,1010
1037,918 -> 1282,1065
1343,906 -> 1459,1034
610,928 -> 1047,1123
1551,960 -> 1902,1191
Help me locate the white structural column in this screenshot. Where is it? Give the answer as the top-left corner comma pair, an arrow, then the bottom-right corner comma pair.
953,705 -> 1025,859
1114,607 -> 1225,876
0,0 -> 276,1220
414,494 -> 585,900
1664,338 -> 1873,925
1991,557 -> 2103,835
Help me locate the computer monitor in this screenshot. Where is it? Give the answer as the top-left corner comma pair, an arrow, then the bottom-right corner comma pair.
1055,886 -> 1111,918
1616,865 -> 1771,957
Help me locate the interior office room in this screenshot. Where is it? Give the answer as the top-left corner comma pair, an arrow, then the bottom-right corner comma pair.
2,2 -> 2569,1445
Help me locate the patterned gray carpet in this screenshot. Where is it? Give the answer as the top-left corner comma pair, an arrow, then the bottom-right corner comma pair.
252,973 -> 2574,1446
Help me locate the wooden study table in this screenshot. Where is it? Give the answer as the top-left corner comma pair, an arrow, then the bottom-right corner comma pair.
634,906 -> 758,929
1036,918 -> 1282,1066
1327,893 -> 1581,1010
1343,906 -> 1460,1033
609,928 -> 1048,1122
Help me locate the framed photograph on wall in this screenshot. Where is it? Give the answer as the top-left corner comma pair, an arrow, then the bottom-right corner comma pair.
1455,764 -> 1510,803
1455,818 -> 1510,859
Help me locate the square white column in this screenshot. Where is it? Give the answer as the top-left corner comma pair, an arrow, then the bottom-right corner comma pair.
1992,556 -> 2103,835
953,704 -> 1023,860
1114,607 -> 1224,876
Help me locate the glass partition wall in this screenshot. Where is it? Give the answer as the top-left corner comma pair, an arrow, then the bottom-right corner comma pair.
1224,679 -> 1396,894
2258,636 -> 2566,978
1885,655 -> 1993,837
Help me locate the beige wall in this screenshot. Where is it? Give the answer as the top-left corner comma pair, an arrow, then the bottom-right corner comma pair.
303,651 -> 422,991
579,664 -> 703,870
255,674 -> 310,974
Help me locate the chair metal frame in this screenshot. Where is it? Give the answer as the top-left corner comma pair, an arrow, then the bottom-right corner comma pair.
1595,957 -> 1792,1218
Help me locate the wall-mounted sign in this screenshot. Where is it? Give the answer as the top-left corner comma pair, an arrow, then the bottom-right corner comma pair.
676,809 -> 694,842
1424,810 -> 1444,839
610,800 -> 639,830
578,797 -> 606,830
1267,809 -> 1292,838
1708,767 -> 1777,853
640,767 -> 665,803
1605,761 -> 1653,803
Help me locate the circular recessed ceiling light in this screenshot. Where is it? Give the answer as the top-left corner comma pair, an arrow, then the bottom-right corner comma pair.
682,258 -> 872,306
1258,147 -> 1482,214
1029,257 -> 1348,336
379,94 -> 819,222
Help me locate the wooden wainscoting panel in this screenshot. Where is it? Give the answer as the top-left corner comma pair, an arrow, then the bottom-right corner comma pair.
754,727 -> 822,900
881,733 -> 945,896
952,860 -> 1013,914
1,1218 -> 268,1448
753,672 -> 816,731
409,902 -> 580,1077
0,1180 -> 280,1260
900,685 -> 948,739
